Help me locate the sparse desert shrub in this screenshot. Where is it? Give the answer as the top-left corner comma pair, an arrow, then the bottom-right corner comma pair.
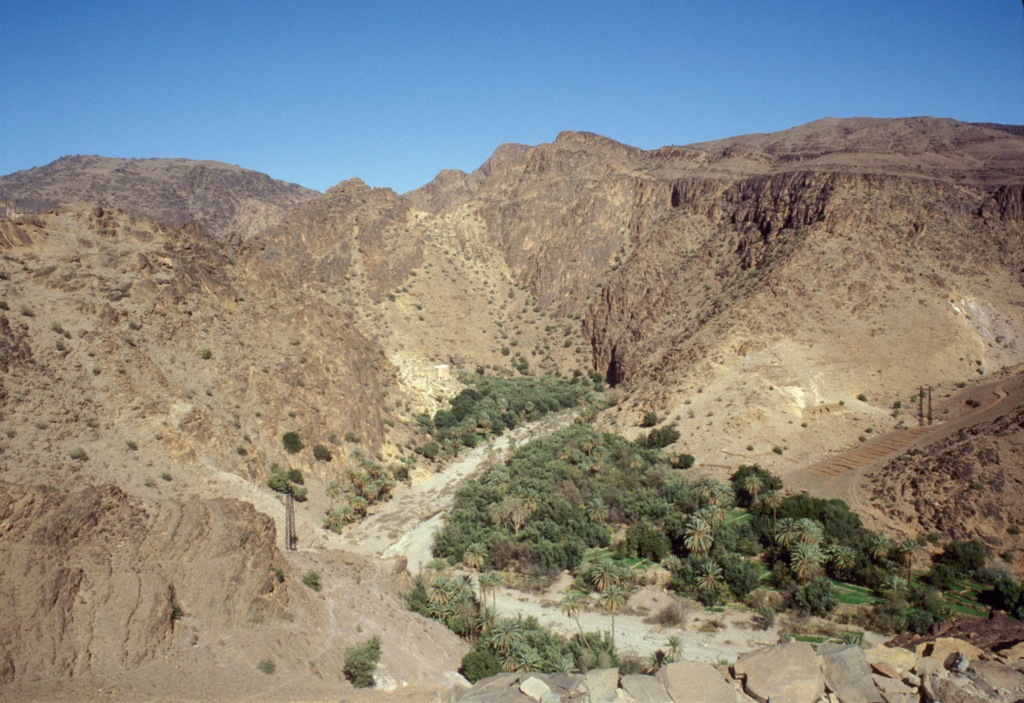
313,444 -> 333,462
200,348 -> 212,360
772,446 -> 784,455
301,570 -> 321,592
343,635 -> 381,688
856,393 -> 868,402
126,440 -> 138,451
640,411 -> 659,428
282,431 -> 303,454
257,658 -> 276,675
161,472 -> 173,481
69,447 -> 88,461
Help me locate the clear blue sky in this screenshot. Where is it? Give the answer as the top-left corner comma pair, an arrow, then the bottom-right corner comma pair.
2,1 -> 1022,193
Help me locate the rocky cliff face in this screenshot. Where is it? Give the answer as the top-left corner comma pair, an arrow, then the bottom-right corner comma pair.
0,481 -> 286,683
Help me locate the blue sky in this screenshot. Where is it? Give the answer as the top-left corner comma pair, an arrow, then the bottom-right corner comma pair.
2,1 -> 1022,193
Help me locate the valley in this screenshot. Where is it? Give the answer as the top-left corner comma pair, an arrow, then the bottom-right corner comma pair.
1,116 -> 1024,701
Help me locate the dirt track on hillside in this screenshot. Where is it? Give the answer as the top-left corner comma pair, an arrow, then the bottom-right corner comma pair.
785,366 -> 1024,534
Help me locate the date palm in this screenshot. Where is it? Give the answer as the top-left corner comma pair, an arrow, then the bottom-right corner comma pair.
826,544 -> 856,577
774,517 -> 799,547
462,544 -> 486,572
560,591 -> 587,637
599,584 -> 628,646
587,559 -> 622,592
868,533 -> 892,563
896,535 -> 925,584
488,617 -> 524,654
743,472 -> 763,505
695,560 -> 723,594
479,570 -> 503,610
325,479 -> 343,509
684,516 -> 714,556
790,542 -> 824,583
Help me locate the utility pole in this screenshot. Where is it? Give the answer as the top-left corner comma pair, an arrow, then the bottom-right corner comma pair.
927,385 -> 933,425
918,386 -> 924,426
285,492 -> 296,550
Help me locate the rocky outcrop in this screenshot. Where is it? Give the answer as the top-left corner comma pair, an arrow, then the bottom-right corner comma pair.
0,155 -> 317,246
452,637 -> 1024,703
0,481 -> 288,684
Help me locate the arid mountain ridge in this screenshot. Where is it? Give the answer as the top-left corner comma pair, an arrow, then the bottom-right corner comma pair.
2,116 -> 1024,699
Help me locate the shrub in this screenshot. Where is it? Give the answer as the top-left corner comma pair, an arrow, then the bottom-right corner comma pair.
640,411 -> 659,428
313,444 -> 333,462
343,635 -> 381,688
257,658 -> 276,675
69,447 -> 88,461
856,393 -> 868,402
416,441 -> 441,461
282,432 -> 303,454
793,576 -> 837,616
126,440 -> 138,451
301,570 -> 322,592
200,348 -> 212,360
637,425 -> 681,449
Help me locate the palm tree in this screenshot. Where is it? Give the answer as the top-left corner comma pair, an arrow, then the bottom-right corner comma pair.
826,544 -> 856,578
684,517 -> 714,555
488,618 -> 524,654
793,518 -> 824,546
868,533 -> 892,564
790,542 -> 824,583
743,473 -> 763,506
757,489 -> 782,523
665,635 -> 682,662
896,535 -> 925,584
462,544 -> 486,572
695,560 -> 723,595
647,649 -> 669,673
599,584 -> 628,646
425,558 -> 449,585
587,559 -> 621,592
774,517 -> 799,547
479,571 -> 503,610
560,591 -> 587,637
325,479 -> 343,509
585,498 -> 608,525
661,554 -> 683,575
883,575 -> 908,602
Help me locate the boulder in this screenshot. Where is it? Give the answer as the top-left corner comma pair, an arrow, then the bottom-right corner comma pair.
914,637 -> 984,663
922,670 -> 1002,703
520,676 -> 552,702
818,644 -> 883,703
656,660 -> 738,703
456,673 -> 525,702
582,668 -> 621,703
734,642 -> 824,703
968,659 -> 1024,696
869,661 -> 900,679
864,645 -> 917,676
620,675 -> 672,703
871,674 -> 916,703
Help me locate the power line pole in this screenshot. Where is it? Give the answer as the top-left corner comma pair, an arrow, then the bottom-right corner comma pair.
285,492 -> 296,550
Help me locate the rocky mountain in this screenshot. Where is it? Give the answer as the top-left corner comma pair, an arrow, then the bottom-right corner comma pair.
2,116 -> 1024,699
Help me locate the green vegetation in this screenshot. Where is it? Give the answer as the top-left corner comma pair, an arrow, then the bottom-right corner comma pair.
416,373 -> 586,460
312,443 -> 333,462
281,431 -> 303,454
343,635 -> 382,688
257,658 -> 276,675
267,465 -> 308,501
200,348 -> 212,360
69,447 -> 88,461
301,570 -> 321,592
322,452 -> 397,532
